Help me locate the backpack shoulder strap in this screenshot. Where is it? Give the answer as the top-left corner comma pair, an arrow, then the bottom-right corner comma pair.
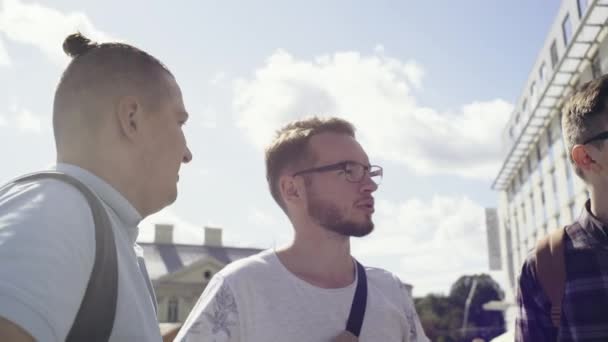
534,227 -> 566,328
8,171 -> 118,341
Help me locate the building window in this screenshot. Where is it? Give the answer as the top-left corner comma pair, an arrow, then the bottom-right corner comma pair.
550,41 -> 559,70
562,14 -> 573,46
565,159 -> 575,199
578,0 -> 589,18
529,192 -> 536,232
530,82 -> 535,98
522,99 -> 528,116
541,189 -> 548,223
528,155 -> 535,179
547,127 -> 555,164
168,297 -> 179,322
592,53 -> 602,79
551,116 -> 562,139
551,169 -> 560,215
569,202 -> 577,221
536,144 -> 543,172
540,62 -> 547,85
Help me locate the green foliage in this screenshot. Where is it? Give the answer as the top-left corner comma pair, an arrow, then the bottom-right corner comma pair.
414,274 -> 506,342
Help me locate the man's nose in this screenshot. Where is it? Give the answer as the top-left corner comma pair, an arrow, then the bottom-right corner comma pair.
183,146 -> 193,163
360,174 -> 378,193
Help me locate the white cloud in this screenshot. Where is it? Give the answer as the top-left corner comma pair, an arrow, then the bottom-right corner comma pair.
196,107 -> 218,129
0,105 -> 46,134
248,207 -> 278,227
139,207 -> 215,245
209,71 -> 226,85
0,37 -> 10,66
352,195 -> 492,295
373,44 -> 385,54
233,49 -> 512,180
15,107 -> 41,133
138,206 -> 291,250
0,0 -> 116,66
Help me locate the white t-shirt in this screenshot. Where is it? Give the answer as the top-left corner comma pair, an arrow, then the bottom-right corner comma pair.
175,249 -> 429,342
0,164 -> 162,341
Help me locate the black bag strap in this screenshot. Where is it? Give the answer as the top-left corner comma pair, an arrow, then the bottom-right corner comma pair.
345,260 -> 367,337
7,171 -> 118,341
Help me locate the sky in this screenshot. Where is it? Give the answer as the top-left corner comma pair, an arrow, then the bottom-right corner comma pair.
0,0 -> 562,297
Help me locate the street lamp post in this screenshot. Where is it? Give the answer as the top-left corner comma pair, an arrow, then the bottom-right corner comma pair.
462,278 -> 479,339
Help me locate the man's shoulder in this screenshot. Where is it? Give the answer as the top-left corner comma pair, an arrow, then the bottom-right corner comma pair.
217,249 -> 276,280
1,174 -> 92,209
364,266 -> 411,294
0,175 -> 98,341
0,174 -> 96,242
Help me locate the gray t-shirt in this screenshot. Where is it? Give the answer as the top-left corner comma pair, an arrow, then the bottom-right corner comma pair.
0,163 -> 161,341
175,249 -> 429,342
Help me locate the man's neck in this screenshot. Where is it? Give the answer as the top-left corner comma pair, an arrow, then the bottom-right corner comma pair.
276,227 -> 355,289
57,154 -> 145,216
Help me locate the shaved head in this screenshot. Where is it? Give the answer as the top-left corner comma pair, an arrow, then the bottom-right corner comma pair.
53,33 -> 174,152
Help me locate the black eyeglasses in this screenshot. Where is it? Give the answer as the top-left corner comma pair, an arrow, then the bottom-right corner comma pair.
292,161 -> 383,185
583,131 -> 608,145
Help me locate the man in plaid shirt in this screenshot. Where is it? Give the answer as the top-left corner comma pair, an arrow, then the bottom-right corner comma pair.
516,74 -> 608,341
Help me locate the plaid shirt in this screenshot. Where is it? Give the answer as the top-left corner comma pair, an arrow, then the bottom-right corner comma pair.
516,200 -> 608,341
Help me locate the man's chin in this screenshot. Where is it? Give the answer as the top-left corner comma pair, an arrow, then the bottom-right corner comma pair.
325,222 -> 374,238
349,226 -> 374,237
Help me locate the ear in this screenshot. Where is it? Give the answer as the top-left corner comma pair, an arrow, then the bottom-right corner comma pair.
279,175 -> 304,207
116,96 -> 141,140
572,144 -> 600,174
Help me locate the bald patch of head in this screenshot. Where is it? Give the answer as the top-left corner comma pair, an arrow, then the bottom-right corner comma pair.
53,37 -> 174,151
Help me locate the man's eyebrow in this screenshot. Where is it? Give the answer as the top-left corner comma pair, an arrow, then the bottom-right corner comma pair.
343,159 -> 371,167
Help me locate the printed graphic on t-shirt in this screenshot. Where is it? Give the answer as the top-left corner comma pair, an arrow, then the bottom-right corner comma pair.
204,283 -> 238,338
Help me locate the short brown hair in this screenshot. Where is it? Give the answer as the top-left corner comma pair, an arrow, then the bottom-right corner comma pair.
562,74 -> 608,179
265,117 -> 356,211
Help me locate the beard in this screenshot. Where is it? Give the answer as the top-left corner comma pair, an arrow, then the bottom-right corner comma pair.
307,193 -> 374,237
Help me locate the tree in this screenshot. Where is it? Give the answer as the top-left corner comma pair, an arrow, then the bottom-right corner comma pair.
449,274 -> 506,341
414,294 -> 461,342
414,274 -> 506,342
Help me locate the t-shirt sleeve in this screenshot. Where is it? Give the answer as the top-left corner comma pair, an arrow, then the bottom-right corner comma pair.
0,180 -> 96,342
403,290 -> 430,342
174,274 -> 241,342
392,274 -> 430,342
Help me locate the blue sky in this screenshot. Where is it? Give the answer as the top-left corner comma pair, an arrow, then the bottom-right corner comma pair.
0,0 -> 560,296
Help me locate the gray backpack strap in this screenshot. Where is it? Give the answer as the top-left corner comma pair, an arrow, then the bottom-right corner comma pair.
8,171 -> 118,341
534,227 -> 566,328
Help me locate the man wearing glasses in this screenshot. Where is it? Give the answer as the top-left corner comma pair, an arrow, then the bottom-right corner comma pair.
176,117 -> 428,341
516,75 -> 608,341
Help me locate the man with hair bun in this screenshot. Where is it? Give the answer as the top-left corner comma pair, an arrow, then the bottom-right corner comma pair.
0,33 -> 192,341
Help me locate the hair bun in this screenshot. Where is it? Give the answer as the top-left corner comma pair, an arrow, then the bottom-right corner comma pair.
62,33 -> 97,58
